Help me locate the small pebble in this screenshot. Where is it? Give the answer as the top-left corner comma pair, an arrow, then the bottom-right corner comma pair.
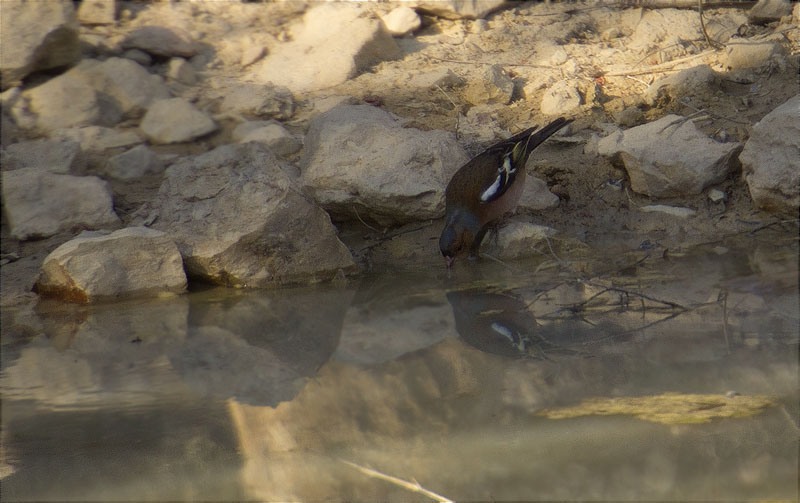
709,189 -> 726,203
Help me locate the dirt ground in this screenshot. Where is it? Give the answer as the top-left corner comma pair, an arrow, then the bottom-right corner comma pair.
1,1 -> 798,303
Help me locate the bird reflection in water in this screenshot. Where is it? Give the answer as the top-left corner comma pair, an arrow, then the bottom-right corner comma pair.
446,288 -> 571,360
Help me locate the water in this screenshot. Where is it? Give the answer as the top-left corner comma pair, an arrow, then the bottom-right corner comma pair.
1,237 -> 798,501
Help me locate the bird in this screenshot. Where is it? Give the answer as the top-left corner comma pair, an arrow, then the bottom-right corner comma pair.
439,117 -> 572,267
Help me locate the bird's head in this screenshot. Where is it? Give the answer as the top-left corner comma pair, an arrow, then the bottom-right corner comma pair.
439,208 -> 480,268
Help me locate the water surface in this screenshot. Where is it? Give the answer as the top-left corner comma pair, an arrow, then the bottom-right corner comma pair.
2,237 -> 798,501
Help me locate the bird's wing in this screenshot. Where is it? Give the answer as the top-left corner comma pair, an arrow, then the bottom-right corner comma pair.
478,118 -> 571,204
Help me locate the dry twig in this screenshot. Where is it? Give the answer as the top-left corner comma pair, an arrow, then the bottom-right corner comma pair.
340,459 -> 454,503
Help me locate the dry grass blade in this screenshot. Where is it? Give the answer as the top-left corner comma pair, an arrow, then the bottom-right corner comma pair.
340,459 -> 455,503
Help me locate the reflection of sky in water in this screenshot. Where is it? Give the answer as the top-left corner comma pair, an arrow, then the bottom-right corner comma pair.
1,241 -> 798,501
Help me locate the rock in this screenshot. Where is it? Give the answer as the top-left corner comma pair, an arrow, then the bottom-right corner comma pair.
24,74 -> 122,131
517,176 -> 560,211
311,95 -> 360,115
464,64 -> 514,106
1,113 -> 19,147
253,4 -> 400,93
137,143 -> 356,287
522,71 -> 558,98
408,68 -> 465,89
483,222 -> 558,260
301,105 -> 469,225
380,6 -> 421,36
336,303 -> 452,365
708,189 -> 726,203
241,45 -> 266,68
66,57 -> 172,118
104,145 -> 165,180
739,95 -> 800,213
723,40 -> 785,71
747,0 -> 792,24
77,0 -> 116,25
460,104 -> 506,143
1,139 -> 83,173
0,0 -> 80,89
1,169 -> 120,240
629,9 -> 703,50
598,114 -> 742,197
220,84 -> 295,120
123,49 -> 152,66
795,2 -> 800,24
640,205 -> 697,218
121,26 -> 198,58
35,227 -> 186,303
644,65 -> 719,106
167,57 -> 197,85
53,126 -> 143,152
140,98 -> 217,144
411,0 -> 506,19
540,80 -> 582,116
232,121 -> 301,156
614,106 -> 645,127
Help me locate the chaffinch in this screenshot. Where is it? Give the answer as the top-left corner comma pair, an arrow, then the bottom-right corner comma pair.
439,117 -> 572,267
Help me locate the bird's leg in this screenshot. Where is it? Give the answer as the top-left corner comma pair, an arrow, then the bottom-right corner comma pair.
468,226 -> 490,260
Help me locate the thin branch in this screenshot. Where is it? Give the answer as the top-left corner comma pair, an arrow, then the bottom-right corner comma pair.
604,50 -> 714,77
435,84 -> 461,140
679,98 -> 751,125
353,206 -> 379,232
340,459 -> 454,503
698,0 -> 724,50
425,54 -> 558,70
579,279 -> 689,311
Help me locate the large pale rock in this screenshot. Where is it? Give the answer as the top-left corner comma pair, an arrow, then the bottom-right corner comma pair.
464,64 -> 514,106
1,138 -> 83,173
140,98 -> 217,144
34,227 -> 186,303
629,9 -> 702,50
24,74 -> 122,131
644,65 -> 719,106
137,143 -> 356,287
380,6 -> 422,36
104,145 -> 165,180
120,26 -> 198,58
747,0 -> 792,24
0,0 -> 80,89
739,95 -> 800,213
598,115 -> 741,197
66,57 -> 171,118
253,4 -> 400,93
410,0 -> 506,19
1,169 -> 120,240
53,126 -> 143,152
540,80 -> 582,116
232,121 -> 301,156
77,0 -> 116,25
723,41 -> 785,71
517,176 -> 560,211
166,57 -> 196,85
483,222 -> 558,260
220,84 -> 295,120
301,105 -> 469,225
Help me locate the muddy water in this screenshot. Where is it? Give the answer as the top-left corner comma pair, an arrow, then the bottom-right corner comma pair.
1,239 -> 797,501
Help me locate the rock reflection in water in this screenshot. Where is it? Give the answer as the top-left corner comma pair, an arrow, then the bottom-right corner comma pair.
172,286 -> 355,406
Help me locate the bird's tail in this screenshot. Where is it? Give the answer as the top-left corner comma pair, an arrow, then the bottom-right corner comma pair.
514,116 -> 572,159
